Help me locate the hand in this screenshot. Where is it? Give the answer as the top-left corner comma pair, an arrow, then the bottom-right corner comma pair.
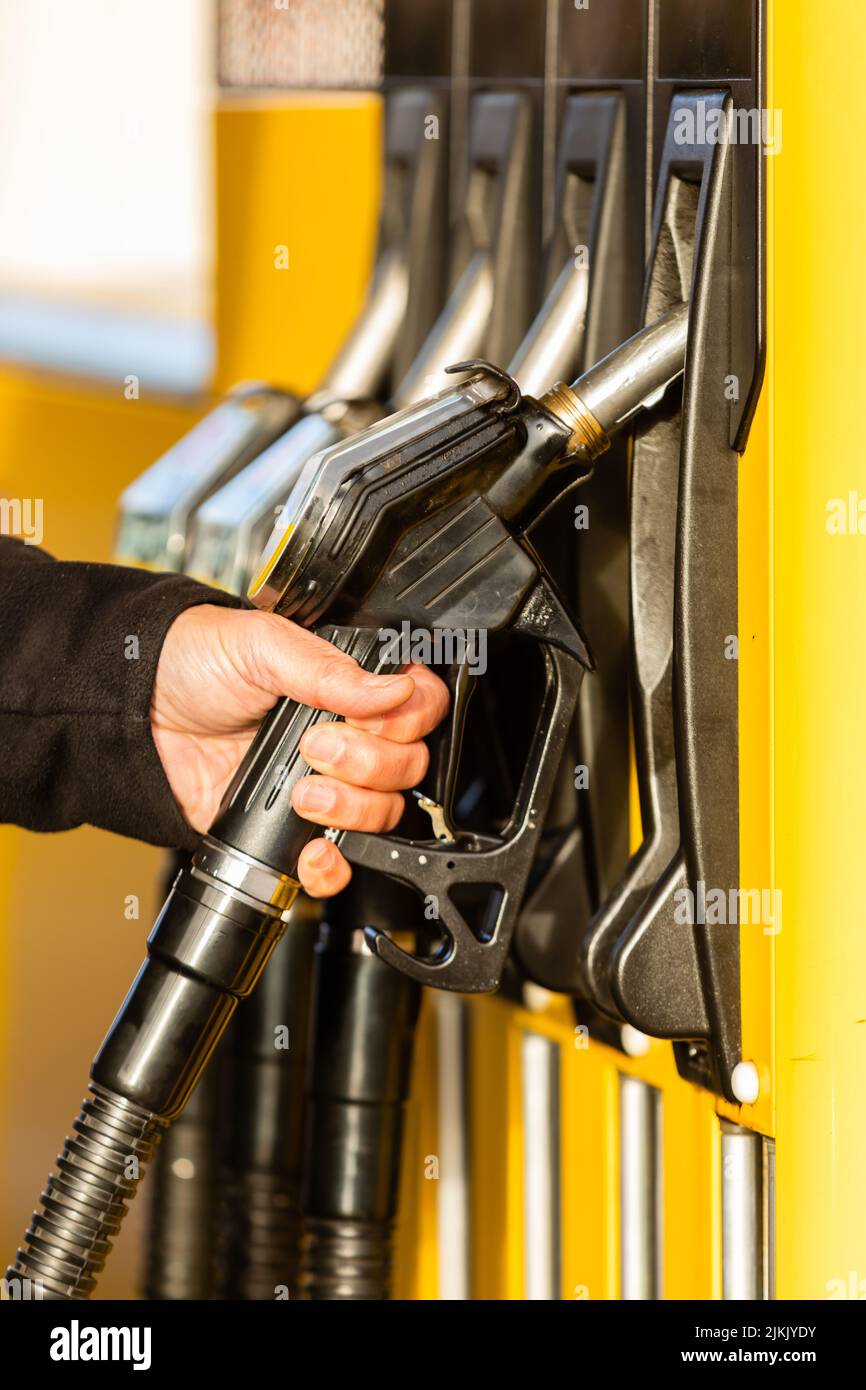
151,605 -> 449,896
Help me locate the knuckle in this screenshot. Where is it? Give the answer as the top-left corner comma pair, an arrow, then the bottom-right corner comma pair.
375,799 -> 394,832
340,787 -> 370,831
402,684 -> 445,740
403,741 -> 429,787
384,794 -> 405,830
414,738 -> 431,776
426,678 -> 451,725
403,706 -> 433,742
351,734 -> 380,785
372,792 -> 400,833
314,652 -> 356,706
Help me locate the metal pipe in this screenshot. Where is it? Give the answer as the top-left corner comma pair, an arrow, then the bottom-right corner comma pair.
521,1032 -> 561,1300
619,1075 -> 661,1300
391,251 -> 494,408
305,250 -> 410,417
764,1137 -> 776,1301
435,993 -> 471,1300
721,1121 -> 764,1301
509,257 -> 590,399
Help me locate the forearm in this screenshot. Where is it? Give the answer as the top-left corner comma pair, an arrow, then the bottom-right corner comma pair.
0,537 -> 242,848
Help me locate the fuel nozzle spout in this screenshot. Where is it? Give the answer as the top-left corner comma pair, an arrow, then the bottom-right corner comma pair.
539,302 -> 689,461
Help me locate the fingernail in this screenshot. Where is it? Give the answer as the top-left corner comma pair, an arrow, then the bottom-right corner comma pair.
362,674 -> 409,689
306,838 -> 332,864
295,779 -> 336,813
303,728 -> 346,764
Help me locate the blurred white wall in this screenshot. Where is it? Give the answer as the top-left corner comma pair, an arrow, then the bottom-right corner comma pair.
0,0 -> 213,316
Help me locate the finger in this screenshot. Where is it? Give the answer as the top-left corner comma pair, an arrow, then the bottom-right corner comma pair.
292,776 -> 404,832
243,615 -> 416,719
300,723 -> 429,792
297,837 -> 352,898
347,663 -> 450,743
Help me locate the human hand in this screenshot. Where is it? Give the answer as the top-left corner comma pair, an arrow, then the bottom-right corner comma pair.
151,604 -> 449,896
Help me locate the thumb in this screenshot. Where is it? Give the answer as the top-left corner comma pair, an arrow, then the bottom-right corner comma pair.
239,613 -> 415,719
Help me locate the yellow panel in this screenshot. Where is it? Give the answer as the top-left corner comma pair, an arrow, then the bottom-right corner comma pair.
561,1030 -> 619,1301
504,1020 -> 527,1298
663,1080 -> 721,1300
471,993 -> 721,1302
0,367 -> 204,561
769,0 -> 866,1300
467,996 -> 517,1298
214,94 -> 382,395
394,995 -> 440,1300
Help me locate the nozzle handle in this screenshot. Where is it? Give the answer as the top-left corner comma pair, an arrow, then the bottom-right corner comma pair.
209,626 -> 385,879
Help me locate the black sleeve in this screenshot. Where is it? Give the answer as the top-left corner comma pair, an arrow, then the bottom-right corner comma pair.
0,537 -> 244,850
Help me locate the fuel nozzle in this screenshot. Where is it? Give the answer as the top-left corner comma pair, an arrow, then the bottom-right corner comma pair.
8,304 -> 691,1301
539,302 -> 689,463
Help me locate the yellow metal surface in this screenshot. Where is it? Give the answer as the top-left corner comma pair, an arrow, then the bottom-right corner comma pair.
455,993 -> 721,1300
394,995 -> 440,1300
769,0 -> 866,1300
468,996 -> 517,1298
561,1024 -> 619,1301
214,94 -> 382,396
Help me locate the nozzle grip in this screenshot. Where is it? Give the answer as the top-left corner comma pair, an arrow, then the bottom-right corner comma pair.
341,577 -> 593,992
208,626 -> 386,879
